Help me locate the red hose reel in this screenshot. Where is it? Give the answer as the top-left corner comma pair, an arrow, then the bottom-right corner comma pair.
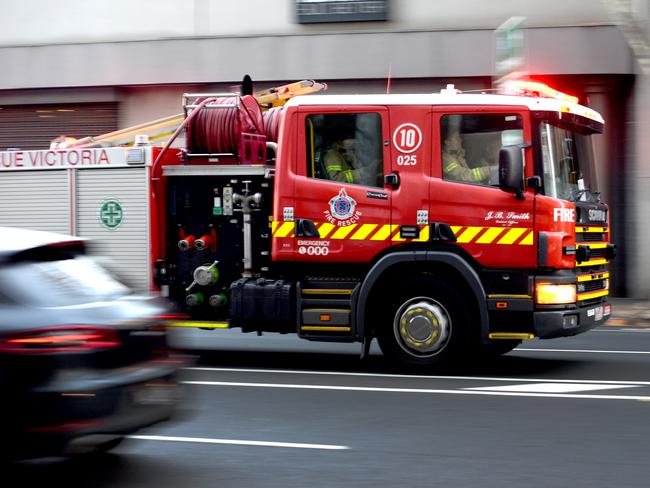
186,95 -> 269,164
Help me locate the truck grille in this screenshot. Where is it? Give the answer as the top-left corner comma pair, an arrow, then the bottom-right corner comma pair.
588,248 -> 606,259
577,279 -> 606,293
577,232 -> 605,242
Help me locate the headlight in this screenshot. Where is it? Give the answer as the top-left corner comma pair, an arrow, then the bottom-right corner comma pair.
536,283 -> 576,305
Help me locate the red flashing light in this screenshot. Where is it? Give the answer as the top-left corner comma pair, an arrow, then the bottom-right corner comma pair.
505,80 -> 579,104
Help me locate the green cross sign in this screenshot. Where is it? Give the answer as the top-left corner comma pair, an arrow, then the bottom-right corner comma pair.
100,199 -> 123,229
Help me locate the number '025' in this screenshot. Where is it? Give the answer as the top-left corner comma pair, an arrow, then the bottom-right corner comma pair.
397,155 -> 417,166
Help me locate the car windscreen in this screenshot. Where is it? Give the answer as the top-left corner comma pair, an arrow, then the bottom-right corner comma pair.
0,253 -> 130,307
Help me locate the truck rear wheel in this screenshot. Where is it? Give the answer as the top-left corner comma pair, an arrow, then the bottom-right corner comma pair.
376,274 -> 471,369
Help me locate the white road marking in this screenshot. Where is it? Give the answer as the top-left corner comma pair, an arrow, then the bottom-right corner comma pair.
186,367 -> 650,386
517,348 -> 650,354
594,328 -> 650,333
464,383 -> 638,393
127,435 -> 349,450
182,380 -> 650,401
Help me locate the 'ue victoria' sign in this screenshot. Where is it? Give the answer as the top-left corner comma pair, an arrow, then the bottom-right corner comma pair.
0,147 -> 149,171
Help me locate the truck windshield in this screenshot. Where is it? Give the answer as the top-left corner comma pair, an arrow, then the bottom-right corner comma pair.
539,122 -> 598,201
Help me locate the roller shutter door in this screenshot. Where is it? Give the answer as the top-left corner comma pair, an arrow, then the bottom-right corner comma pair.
76,168 -> 150,292
0,103 -> 118,151
0,170 -> 70,233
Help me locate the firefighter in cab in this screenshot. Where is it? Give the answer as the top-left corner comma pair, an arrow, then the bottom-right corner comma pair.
442,126 -> 492,184
324,123 -> 376,186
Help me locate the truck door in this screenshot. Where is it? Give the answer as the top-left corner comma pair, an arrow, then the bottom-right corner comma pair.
388,107 -> 431,242
430,110 -> 536,268
291,107 -> 392,263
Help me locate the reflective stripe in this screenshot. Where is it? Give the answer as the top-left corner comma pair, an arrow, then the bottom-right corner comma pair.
576,258 -> 608,267
472,167 -> 482,179
445,162 -> 460,172
412,225 -> 430,242
371,224 -> 398,241
274,222 -> 294,238
577,289 -> 609,301
577,272 -> 610,282
350,224 -> 378,240
318,223 -> 336,238
331,224 -> 358,239
476,227 -> 504,244
325,164 -> 343,170
497,228 -> 527,244
456,226 -> 483,243
343,170 -> 354,183
271,221 -> 533,246
519,231 -> 534,245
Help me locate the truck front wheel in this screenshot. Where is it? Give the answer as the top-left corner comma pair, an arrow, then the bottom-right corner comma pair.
376,275 -> 471,369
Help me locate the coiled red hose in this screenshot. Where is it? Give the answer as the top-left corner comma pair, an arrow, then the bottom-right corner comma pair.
187,95 -> 265,154
262,106 -> 284,143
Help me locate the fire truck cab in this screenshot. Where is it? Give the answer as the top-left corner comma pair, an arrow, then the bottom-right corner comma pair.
156,80 -> 614,369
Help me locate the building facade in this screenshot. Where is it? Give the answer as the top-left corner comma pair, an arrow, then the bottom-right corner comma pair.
0,0 -> 647,297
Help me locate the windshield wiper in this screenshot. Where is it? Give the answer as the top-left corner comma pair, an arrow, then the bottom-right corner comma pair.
571,188 -> 601,203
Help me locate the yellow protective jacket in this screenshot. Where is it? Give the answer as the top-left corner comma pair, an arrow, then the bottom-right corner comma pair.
442,151 -> 491,183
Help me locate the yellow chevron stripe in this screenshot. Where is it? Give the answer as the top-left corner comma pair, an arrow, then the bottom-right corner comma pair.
275,222 -> 294,238
371,224 -> 398,241
577,289 -> 609,301
272,221 -> 279,234
413,226 -> 430,242
497,227 -> 527,245
451,226 -> 462,236
582,243 -> 608,249
577,272 -> 610,282
331,224 -> 358,239
456,226 -> 483,243
576,226 -> 608,233
576,258 -> 608,267
350,224 -> 378,240
391,227 -> 406,242
476,227 -> 504,244
318,223 -> 336,238
519,230 -> 534,245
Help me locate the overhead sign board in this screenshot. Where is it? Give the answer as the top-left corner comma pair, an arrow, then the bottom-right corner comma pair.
296,0 -> 388,24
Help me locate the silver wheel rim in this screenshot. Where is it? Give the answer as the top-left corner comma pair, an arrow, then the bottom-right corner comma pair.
393,297 -> 451,358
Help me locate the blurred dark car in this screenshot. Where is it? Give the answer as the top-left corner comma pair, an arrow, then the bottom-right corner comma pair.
0,227 -> 184,460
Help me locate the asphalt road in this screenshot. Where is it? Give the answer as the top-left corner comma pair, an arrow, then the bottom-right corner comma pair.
9,324 -> 650,488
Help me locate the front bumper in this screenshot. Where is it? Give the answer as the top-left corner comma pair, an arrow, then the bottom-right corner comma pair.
534,301 -> 611,339
4,360 -> 185,459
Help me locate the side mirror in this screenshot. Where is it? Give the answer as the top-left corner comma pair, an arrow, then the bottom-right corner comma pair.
499,145 -> 526,200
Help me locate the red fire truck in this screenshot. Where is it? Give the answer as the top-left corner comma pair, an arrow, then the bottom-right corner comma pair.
139,78 -> 613,368
2,78 -> 615,369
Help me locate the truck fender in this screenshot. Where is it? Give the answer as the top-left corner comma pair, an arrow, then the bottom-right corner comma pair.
355,251 -> 489,342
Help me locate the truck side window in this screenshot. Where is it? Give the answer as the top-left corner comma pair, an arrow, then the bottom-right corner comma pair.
441,113 -> 523,186
306,113 -> 384,188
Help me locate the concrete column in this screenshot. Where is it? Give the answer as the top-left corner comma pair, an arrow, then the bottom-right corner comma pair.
629,74 -> 650,298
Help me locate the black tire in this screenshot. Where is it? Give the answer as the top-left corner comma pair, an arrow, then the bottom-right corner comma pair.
93,436 -> 125,453
71,435 -> 125,457
475,340 -> 521,362
376,274 -> 474,369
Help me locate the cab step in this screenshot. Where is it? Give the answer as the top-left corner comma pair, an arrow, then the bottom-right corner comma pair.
297,279 -> 359,341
